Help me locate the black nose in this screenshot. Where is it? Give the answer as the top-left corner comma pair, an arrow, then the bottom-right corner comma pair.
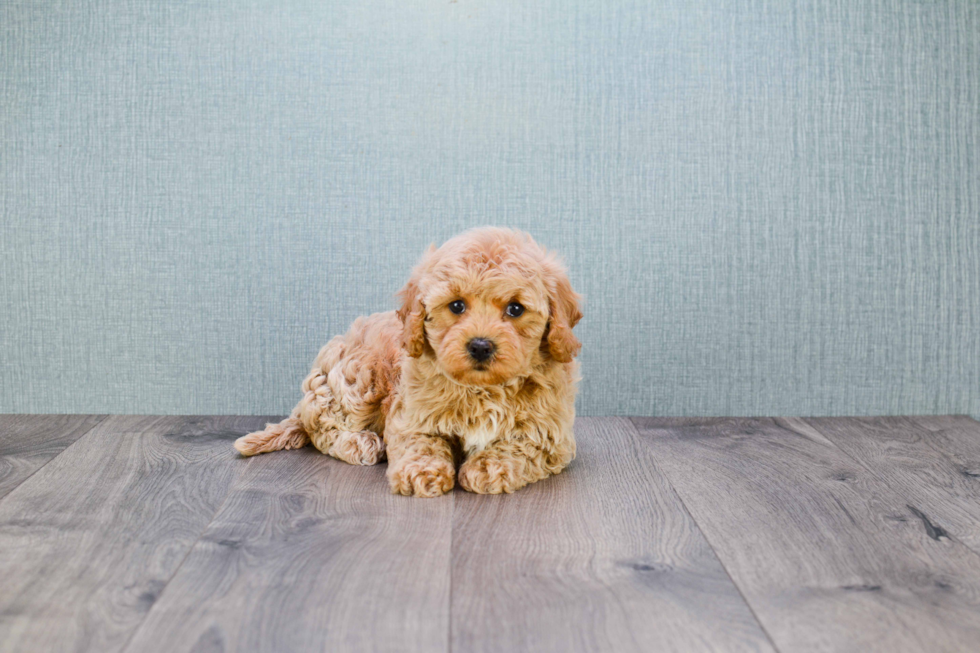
466,338 -> 495,363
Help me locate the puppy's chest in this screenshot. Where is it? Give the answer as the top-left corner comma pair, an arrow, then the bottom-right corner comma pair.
446,396 -> 516,453
460,421 -> 501,453
415,377 -> 530,452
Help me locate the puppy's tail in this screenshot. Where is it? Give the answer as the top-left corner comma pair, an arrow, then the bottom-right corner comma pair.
235,416 -> 310,456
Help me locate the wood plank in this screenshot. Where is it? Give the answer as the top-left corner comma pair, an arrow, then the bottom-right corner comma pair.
799,416 -> 980,554
0,415 -> 270,653
122,445 -> 454,653
0,414 -> 107,499
631,417 -> 980,652
451,417 -> 775,653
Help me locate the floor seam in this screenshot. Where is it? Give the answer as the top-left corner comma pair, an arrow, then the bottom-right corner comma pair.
448,488 -> 456,653
116,445 -> 254,653
624,417 -> 784,653
794,416 -> 980,562
0,414 -> 110,505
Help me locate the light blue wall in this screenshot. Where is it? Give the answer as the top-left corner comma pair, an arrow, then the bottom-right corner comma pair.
2,1 -> 978,417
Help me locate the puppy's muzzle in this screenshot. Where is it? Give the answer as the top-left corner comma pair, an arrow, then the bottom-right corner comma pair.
466,338 -> 495,363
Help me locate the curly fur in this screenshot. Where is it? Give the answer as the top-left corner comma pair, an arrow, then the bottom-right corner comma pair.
235,227 -> 582,497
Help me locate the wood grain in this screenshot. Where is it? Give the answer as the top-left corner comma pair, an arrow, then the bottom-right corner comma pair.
122,446 -> 454,653
0,414 -> 107,499
7,414 -> 980,652
631,417 -> 980,652
451,417 -> 775,653
799,416 -> 980,554
0,415 -> 269,653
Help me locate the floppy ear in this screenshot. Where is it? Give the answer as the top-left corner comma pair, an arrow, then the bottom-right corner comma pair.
397,277 -> 427,358
542,259 -> 582,363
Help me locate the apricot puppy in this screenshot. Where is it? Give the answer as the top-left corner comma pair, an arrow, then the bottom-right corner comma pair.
235,227 -> 582,497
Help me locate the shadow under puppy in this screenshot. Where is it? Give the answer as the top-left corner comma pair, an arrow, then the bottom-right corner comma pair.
235,227 -> 582,497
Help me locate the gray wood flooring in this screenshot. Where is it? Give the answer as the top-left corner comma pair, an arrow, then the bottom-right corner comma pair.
1,415 -> 979,652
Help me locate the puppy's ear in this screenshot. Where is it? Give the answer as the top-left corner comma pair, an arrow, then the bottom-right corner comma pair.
397,277 -> 427,358
542,259 -> 582,363
398,244 -> 437,357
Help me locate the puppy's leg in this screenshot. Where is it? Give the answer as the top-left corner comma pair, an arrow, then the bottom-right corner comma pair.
294,341 -> 387,466
309,429 -> 385,466
459,435 -> 574,495
234,416 -> 309,456
386,434 -> 456,498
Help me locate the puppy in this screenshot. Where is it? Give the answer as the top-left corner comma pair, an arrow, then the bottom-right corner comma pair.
235,227 -> 582,497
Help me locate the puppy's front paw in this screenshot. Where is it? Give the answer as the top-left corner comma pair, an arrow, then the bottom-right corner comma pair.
387,456 -> 455,498
458,452 -> 525,494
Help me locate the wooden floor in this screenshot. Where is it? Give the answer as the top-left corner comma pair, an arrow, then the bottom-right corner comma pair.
1,416 -> 980,652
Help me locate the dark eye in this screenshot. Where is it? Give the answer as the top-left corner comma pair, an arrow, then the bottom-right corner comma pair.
448,300 -> 466,314
505,302 -> 525,318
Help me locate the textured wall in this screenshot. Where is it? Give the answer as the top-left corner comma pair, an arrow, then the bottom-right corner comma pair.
2,1 -> 978,417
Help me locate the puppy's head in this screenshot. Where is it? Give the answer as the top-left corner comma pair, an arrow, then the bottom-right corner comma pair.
397,228 -> 582,386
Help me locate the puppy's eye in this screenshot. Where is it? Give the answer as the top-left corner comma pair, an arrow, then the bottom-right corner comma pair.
448,300 -> 466,315
505,302 -> 525,318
